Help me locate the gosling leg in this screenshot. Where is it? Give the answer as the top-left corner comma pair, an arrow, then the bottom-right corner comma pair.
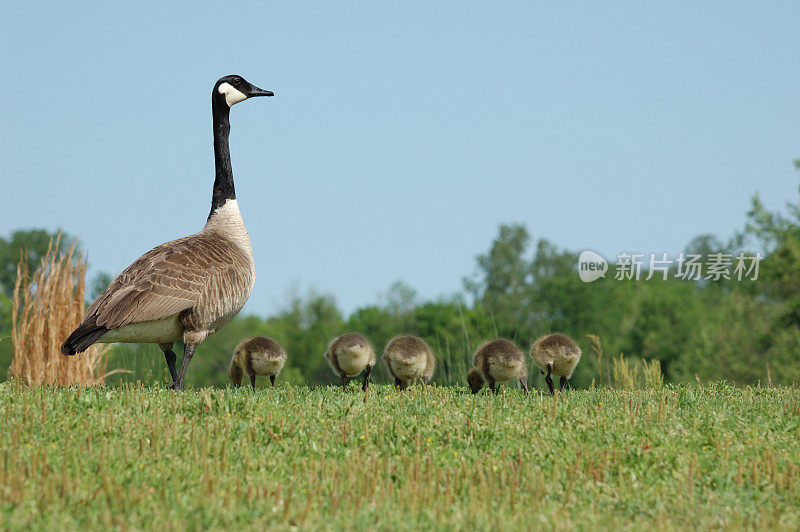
270,374 -> 276,387
250,374 -> 256,390
362,364 -> 373,392
489,380 -> 497,394
560,376 -> 568,392
341,374 -> 348,391
545,363 -> 555,396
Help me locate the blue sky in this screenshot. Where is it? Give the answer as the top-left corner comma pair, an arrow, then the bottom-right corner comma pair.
1,2 -> 798,315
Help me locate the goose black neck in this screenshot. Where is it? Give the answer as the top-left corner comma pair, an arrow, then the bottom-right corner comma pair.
209,98 -> 234,220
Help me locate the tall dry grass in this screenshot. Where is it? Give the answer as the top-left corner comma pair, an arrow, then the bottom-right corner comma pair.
587,333 -> 663,390
611,354 -> 664,390
8,235 -> 114,386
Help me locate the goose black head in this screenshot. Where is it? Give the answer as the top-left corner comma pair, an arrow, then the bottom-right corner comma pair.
214,75 -> 274,107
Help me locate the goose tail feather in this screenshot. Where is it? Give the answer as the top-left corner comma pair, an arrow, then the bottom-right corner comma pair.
61,317 -> 108,356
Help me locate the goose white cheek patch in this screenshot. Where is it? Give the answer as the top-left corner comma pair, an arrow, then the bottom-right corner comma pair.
218,82 -> 247,106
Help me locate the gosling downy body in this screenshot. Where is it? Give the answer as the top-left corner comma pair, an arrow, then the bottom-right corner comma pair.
383,335 -> 435,390
61,75 -> 273,390
468,338 -> 529,394
324,333 -> 376,391
229,336 -> 287,389
530,333 -> 582,395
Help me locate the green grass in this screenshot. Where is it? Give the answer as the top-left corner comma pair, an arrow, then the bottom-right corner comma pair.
1,381 -> 799,530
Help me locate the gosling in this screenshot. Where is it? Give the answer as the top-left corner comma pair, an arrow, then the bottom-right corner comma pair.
467,338 -> 529,395
383,335 -> 435,390
530,333 -> 582,395
324,333 -> 376,391
229,337 -> 287,389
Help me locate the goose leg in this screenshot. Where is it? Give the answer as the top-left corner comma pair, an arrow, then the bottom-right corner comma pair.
545,363 -> 555,396
250,374 -> 256,390
560,376 -> 567,392
159,342 -> 178,387
519,375 -> 529,395
270,375 -> 276,387
362,364 -> 373,392
172,344 -> 195,391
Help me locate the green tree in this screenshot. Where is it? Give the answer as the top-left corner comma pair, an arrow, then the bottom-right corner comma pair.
89,271 -> 114,300
0,229 -> 76,296
0,290 -> 12,376
729,159 -> 800,383
464,223 -> 533,331
744,194 -> 800,323
380,280 -> 419,316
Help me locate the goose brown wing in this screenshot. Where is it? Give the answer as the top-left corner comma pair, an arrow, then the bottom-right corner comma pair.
85,233 -> 244,330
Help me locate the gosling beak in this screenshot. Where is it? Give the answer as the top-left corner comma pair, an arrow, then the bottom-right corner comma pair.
248,83 -> 274,97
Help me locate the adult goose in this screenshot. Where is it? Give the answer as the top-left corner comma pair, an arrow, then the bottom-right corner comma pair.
61,75 -> 273,390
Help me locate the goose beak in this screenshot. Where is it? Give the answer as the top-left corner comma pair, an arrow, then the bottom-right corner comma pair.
248,84 -> 274,98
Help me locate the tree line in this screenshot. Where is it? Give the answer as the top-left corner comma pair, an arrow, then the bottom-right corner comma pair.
2,162 -> 798,388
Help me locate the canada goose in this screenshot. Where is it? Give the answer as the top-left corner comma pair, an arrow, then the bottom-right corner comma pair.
383,335 -> 435,390
530,333 -> 582,395
467,338 -> 529,395
324,333 -> 376,391
61,75 -> 273,390
229,336 -> 287,389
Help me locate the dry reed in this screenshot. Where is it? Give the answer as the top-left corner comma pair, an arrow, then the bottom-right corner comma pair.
9,234 -> 115,385
611,353 -> 663,390
588,334 -> 663,390
586,334 -> 606,385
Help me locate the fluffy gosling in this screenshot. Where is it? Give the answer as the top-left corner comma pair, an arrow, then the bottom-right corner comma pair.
324,333 -> 376,391
467,338 -> 529,395
229,336 -> 287,389
383,335 -> 435,390
530,333 -> 581,395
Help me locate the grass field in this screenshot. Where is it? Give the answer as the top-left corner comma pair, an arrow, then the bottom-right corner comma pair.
1,381 -> 799,530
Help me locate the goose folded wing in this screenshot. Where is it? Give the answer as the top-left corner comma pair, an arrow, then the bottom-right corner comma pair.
86,236 -> 228,330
